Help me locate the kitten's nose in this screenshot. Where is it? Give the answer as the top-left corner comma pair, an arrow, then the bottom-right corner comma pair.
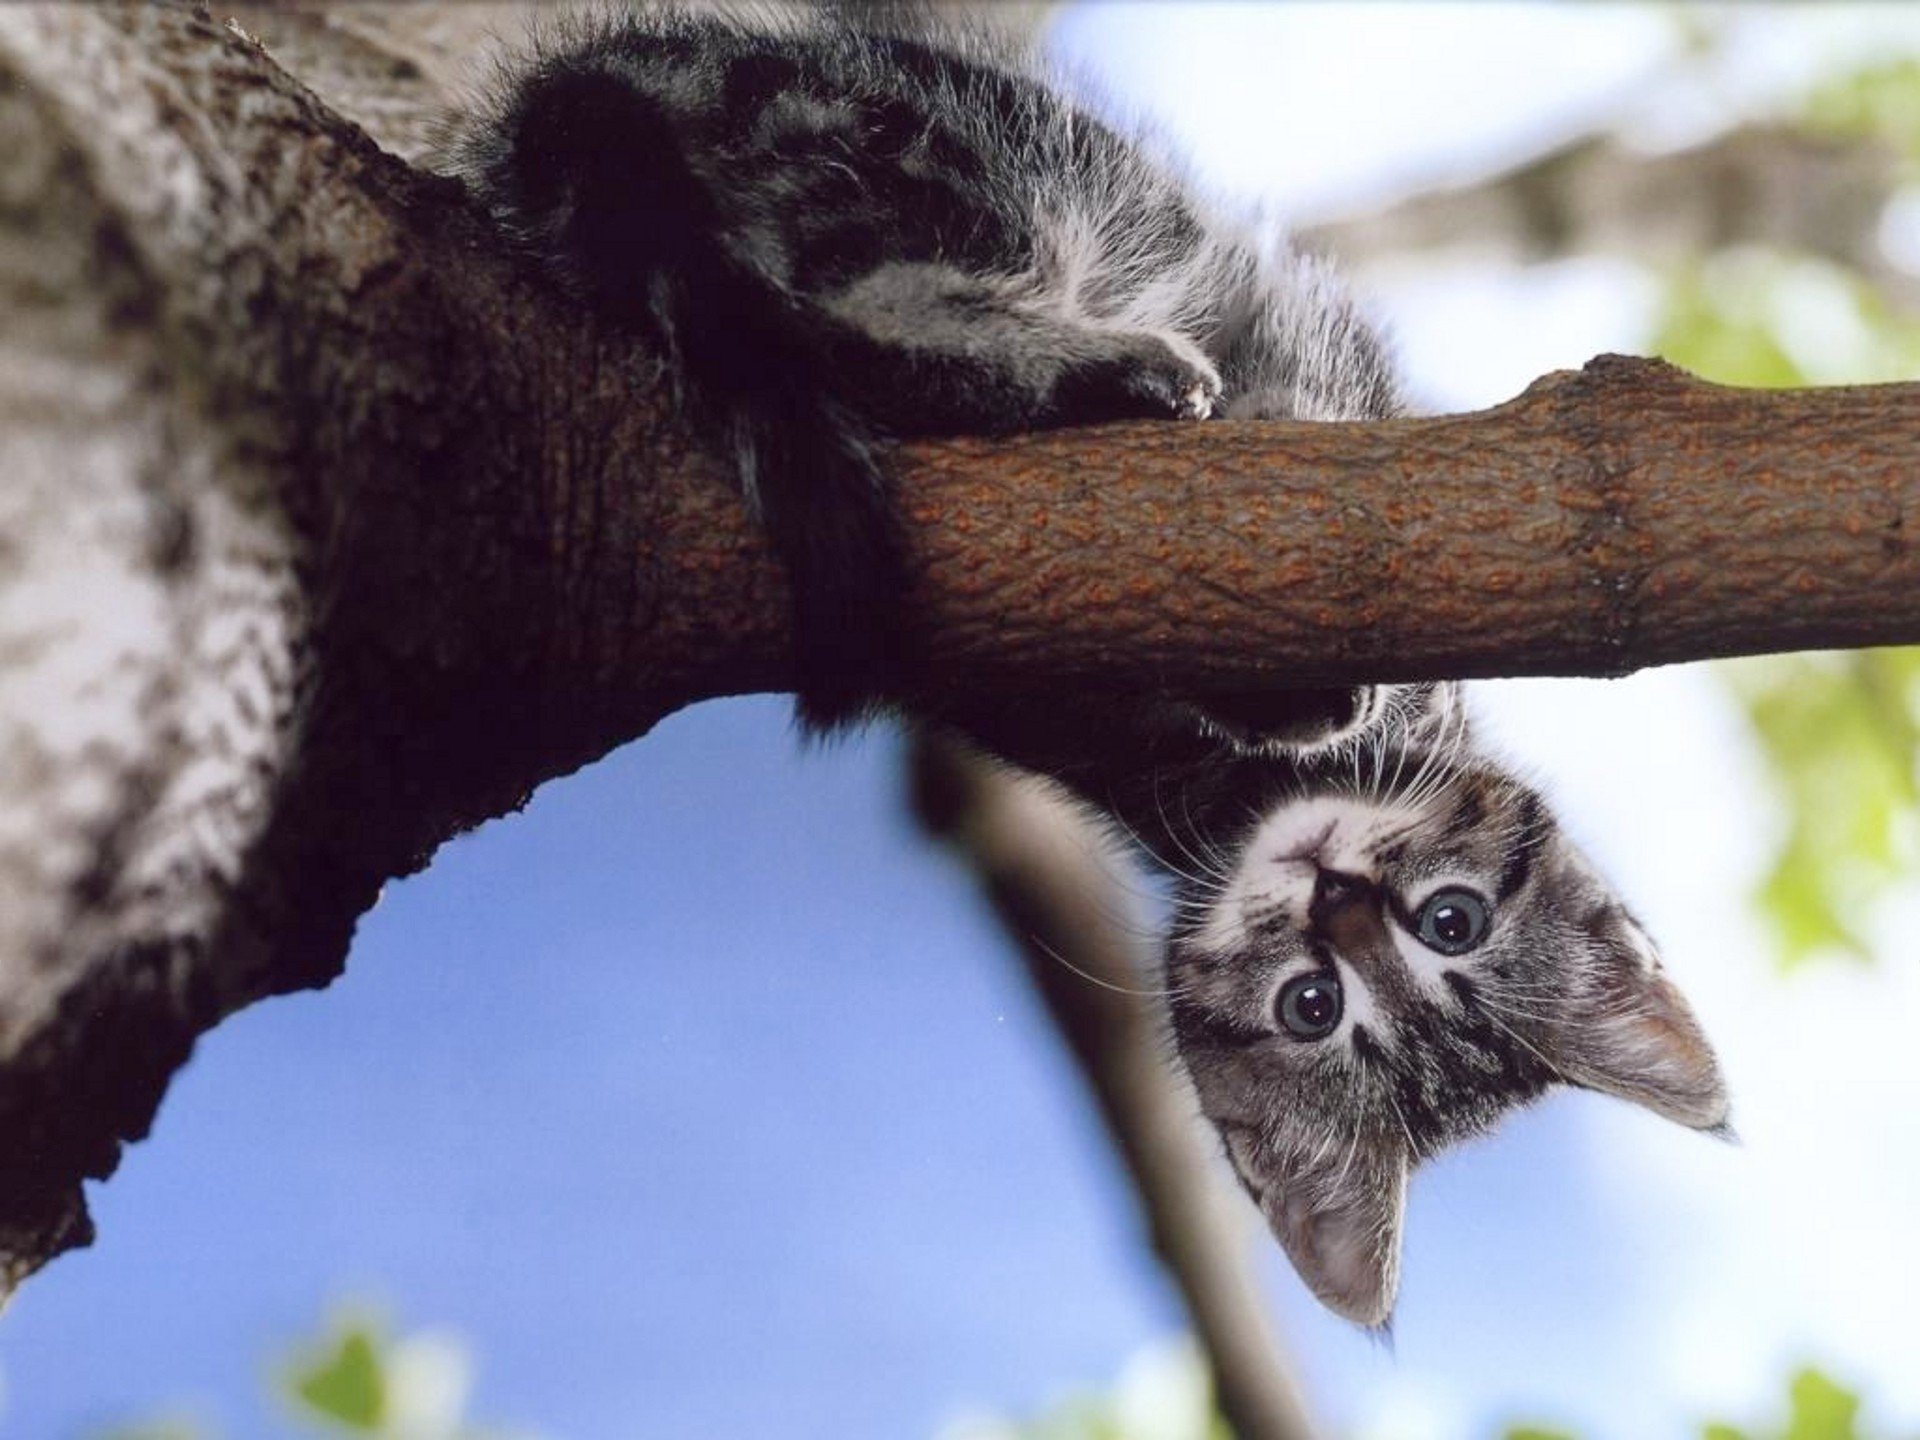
1310,868 -> 1391,958
1309,867 -> 1374,920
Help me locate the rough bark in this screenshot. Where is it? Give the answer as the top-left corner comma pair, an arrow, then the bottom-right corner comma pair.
2,0 -> 1919,1328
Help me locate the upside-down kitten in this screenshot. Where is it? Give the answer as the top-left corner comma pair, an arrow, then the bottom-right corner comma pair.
452,3 -> 1728,1325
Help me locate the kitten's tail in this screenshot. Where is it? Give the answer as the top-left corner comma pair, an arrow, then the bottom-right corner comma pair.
455,43 -> 906,729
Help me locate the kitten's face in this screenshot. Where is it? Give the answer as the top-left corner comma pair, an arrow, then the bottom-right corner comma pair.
1168,692 -> 1728,1326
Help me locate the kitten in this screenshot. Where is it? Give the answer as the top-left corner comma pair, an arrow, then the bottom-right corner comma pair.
449,1 -> 1393,723
1145,684 -> 1728,1324
453,4 -> 1728,1326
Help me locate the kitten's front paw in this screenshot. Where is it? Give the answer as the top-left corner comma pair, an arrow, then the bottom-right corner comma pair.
1185,685 -> 1394,756
1057,332 -> 1223,423
1117,333 -> 1223,419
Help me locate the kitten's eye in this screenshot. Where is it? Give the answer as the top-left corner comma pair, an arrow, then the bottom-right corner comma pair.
1416,888 -> 1491,954
1276,970 -> 1343,1040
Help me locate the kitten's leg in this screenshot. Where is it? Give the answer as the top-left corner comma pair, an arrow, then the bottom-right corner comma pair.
1212,253 -> 1404,424
1167,687 -> 1389,755
818,265 -> 1422,753
460,59 -> 911,728
818,262 -> 1223,435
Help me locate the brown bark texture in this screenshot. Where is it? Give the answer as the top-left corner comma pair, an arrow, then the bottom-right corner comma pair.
0,0 -> 1916,1310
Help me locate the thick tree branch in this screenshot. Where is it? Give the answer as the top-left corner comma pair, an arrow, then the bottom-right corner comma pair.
3,0 -> 1920,1310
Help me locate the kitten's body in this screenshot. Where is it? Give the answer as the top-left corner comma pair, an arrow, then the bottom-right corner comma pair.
454,3 -> 1397,721
455,3 -> 1727,1326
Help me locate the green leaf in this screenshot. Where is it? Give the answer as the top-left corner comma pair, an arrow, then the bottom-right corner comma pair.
1783,1368 -> 1862,1440
1726,651 -> 1920,967
934,1342 -> 1224,1439
288,1325 -> 386,1431
1652,259 -> 1808,389
1505,1428 -> 1581,1440
1701,1424 -> 1752,1440
1653,251 -> 1920,392
1801,58 -> 1920,156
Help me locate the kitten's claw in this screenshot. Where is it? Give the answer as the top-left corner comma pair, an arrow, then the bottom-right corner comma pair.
1056,333 -> 1223,424
1122,338 -> 1223,420
1180,377 -> 1220,419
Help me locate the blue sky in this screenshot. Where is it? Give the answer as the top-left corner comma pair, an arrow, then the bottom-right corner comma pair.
0,694 -> 1723,1440
3,703 -> 1191,1438
9,5 -> 1920,1439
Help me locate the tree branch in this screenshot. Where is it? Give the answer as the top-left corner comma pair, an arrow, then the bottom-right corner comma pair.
1304,122 -> 1916,306
912,735 -> 1319,1440
3,0 -> 1920,1306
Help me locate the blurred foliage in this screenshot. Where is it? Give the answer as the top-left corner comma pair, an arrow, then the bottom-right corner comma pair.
1777,1369 -> 1864,1440
949,1349 -> 1883,1440
1802,58 -> 1920,158
1507,1365 -> 1874,1440
84,1322 -> 1893,1440
291,1325 -> 385,1429
1725,650 -> 1920,962
91,1310 -> 531,1440
937,1341 -> 1230,1440
1654,252 -> 1920,389
1652,249 -> 1920,965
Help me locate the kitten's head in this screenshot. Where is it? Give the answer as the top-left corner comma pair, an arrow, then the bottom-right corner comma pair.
1167,685 -> 1728,1326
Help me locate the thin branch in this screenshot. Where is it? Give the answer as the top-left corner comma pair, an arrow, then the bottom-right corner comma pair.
910,735 -> 1318,1440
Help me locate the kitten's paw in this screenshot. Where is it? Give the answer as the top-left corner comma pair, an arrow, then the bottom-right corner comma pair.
1116,333 -> 1223,419
1056,332 -> 1223,423
1183,685 -> 1397,756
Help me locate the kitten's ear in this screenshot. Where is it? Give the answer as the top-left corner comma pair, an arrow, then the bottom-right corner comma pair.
1226,1128 -> 1408,1327
1554,916 -> 1729,1132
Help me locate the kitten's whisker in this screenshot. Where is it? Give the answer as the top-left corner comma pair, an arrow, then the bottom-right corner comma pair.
1468,1000 -> 1562,1077
1330,1117 -> 1366,1200
1151,768 -> 1234,887
1174,775 -> 1236,885
1380,1084 -> 1420,1159
1474,986 -> 1560,1011
1384,722 -> 1414,806
1106,806 -> 1224,897
1473,994 -> 1558,1025
1396,696 -> 1471,816
1027,932 -> 1195,1000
